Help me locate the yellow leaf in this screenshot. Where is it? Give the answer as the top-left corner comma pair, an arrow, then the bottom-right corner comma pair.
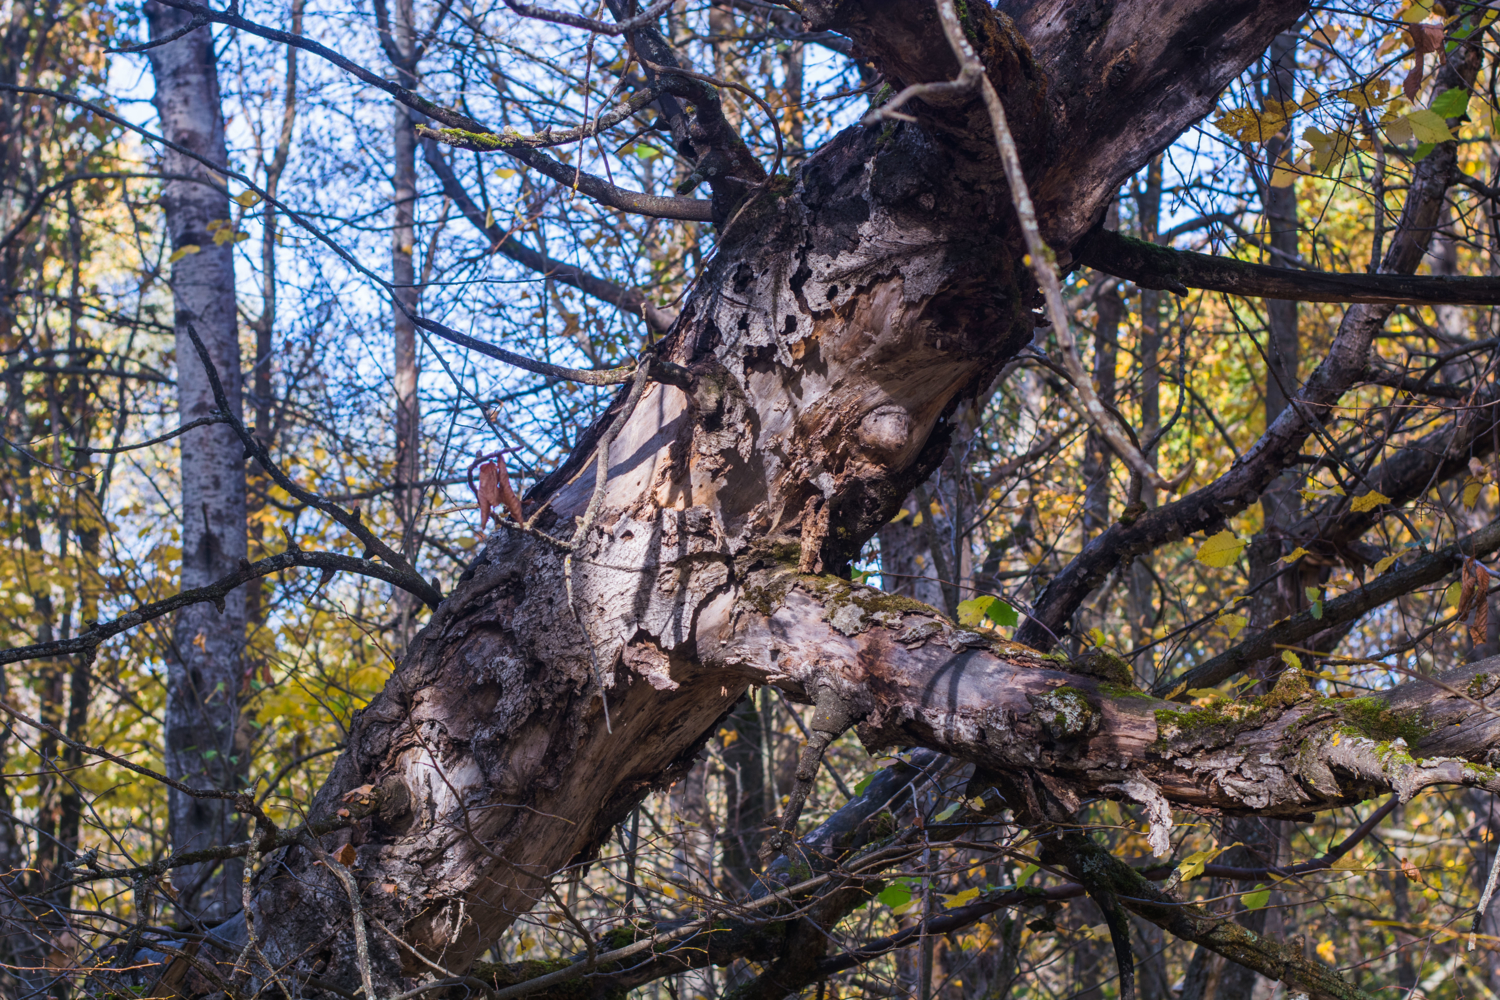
206,217 -> 228,232
1446,580 -> 1463,608
1212,102 -> 1297,144
1217,612 -> 1248,639
942,887 -> 981,909
233,231 -> 250,243
1330,854 -> 1363,871
233,189 -> 263,207
890,508 -> 910,524
1350,490 -> 1390,513
213,226 -> 236,245
1338,79 -> 1392,109
1196,530 -> 1246,568
1175,846 -> 1228,882
1269,163 -> 1299,187
1331,733 -> 1342,747
1374,552 -> 1400,575
1316,940 -> 1337,964
168,244 -> 201,263
484,207 -> 495,229
1402,0 -> 1433,22
495,167 -> 517,179
1282,547 -> 1310,563
1465,477 -> 1483,509
1281,650 -> 1302,669
1404,109 -> 1454,144
518,933 -> 537,951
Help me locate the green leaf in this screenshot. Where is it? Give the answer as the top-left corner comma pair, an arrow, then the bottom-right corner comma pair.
956,595 -> 1019,628
1413,142 -> 1436,162
877,884 -> 911,908
1016,863 -> 1039,886
1243,883 -> 1271,910
1430,87 -> 1470,118
989,599 -> 1019,627
1311,600 -> 1323,620
933,802 -> 961,822
852,773 -> 875,797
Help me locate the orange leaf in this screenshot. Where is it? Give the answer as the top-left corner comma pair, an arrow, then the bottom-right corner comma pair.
1400,856 -> 1422,883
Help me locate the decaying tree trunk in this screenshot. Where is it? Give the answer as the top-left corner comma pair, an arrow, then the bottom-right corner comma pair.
246,0 -> 1316,985
145,0 -> 249,922
237,1 -> 1500,995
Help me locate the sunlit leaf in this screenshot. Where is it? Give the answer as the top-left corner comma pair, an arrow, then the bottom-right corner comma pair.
1350,490 -> 1390,513
168,244 -> 201,263
1403,109 -> 1454,144
1282,547 -> 1310,563
1242,883 -> 1271,910
1196,530 -> 1246,568
1217,613 -> 1248,639
942,887 -> 981,909
233,189 -> 263,207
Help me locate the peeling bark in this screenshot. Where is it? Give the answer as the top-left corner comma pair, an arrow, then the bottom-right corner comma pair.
244,0 -> 1316,990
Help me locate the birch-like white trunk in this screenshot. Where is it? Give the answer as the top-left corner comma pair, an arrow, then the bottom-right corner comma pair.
146,0 -> 248,921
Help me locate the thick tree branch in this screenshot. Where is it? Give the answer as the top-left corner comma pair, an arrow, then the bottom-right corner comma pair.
1077,227 -> 1500,306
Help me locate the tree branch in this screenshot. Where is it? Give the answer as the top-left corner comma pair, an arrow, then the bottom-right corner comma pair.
1077,226 -> 1500,306
1156,515 -> 1500,699
420,138 -> 676,332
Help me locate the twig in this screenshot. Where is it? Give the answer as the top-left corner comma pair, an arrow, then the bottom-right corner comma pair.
918,0 -> 1174,494
183,322 -> 443,609
308,840 -> 376,1000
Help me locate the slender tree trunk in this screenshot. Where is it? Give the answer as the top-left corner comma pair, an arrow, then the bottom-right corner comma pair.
1128,156 -> 1163,650
389,0 -> 423,648
1218,33 -> 1300,1000
248,0 -> 301,631
1083,203 -> 1121,538
146,1 -> 248,921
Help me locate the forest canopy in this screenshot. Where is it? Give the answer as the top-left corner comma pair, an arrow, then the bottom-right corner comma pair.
10,1 -> 1500,999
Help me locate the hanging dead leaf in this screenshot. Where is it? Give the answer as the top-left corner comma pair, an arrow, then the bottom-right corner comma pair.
334,843 -> 357,867
1468,559 -> 1492,645
492,452 -> 524,524
1403,23 -> 1447,101
1399,856 -> 1422,882
474,454 -> 525,531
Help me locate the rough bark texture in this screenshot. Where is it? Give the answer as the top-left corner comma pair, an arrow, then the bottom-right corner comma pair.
145,0 -> 248,921
244,0 -> 1315,990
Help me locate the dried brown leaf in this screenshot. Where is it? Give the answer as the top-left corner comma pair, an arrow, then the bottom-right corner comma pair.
334,843 -> 357,867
